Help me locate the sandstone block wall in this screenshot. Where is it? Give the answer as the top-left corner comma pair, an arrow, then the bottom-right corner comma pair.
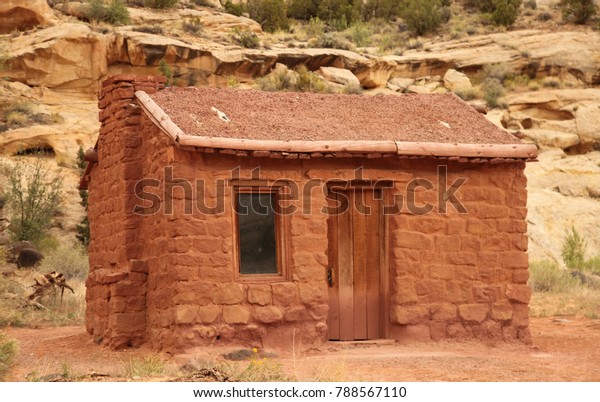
86,75 -> 165,348
86,77 -> 531,350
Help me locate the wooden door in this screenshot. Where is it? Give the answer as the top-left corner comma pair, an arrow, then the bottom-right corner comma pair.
327,188 -> 383,341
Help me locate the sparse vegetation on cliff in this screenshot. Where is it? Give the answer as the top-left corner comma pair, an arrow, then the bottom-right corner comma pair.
3,158 -> 63,244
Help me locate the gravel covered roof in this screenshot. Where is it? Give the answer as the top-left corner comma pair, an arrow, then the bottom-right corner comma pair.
149,87 -> 519,145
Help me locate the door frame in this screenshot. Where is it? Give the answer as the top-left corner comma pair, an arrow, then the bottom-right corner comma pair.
326,181 -> 390,340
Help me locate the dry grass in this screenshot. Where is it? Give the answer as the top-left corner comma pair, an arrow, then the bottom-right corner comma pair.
122,355 -> 166,379
529,260 -> 600,319
0,244 -> 88,327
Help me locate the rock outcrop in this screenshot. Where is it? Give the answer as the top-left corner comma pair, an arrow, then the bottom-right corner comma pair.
385,30 -> 600,85
0,0 -> 56,34
503,89 -> 600,151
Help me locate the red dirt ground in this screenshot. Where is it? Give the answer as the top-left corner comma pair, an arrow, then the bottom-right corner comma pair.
4,316 -> 600,382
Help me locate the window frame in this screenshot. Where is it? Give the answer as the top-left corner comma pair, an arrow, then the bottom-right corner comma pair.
232,181 -> 291,283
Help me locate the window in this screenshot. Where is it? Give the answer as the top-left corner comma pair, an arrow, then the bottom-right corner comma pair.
234,185 -> 289,281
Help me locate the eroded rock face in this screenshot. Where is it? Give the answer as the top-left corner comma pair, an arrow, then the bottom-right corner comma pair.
502,89 -> 600,151
0,0 -> 56,33
385,30 -> 600,85
6,24 -> 108,92
525,150 -> 600,263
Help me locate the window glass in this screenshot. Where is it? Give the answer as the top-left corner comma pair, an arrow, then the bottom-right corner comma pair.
237,192 -> 278,275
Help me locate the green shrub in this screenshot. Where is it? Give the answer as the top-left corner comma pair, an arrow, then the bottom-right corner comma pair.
314,32 -> 354,50
482,77 -> 504,108
305,17 -> 325,37
133,25 -> 164,35
401,0 -> 443,36
490,0 -> 521,26
288,0 -> 319,20
342,83 -> 362,94
4,158 -> 63,243
559,0 -> 597,24
0,331 -> 18,380
248,0 -> 289,32
346,22 -> 373,47
257,69 -> 294,91
232,29 -> 260,48
85,0 -> 130,25
294,65 -> 332,93
482,62 -> 514,83
182,17 -> 203,35
257,65 -> 332,93
536,11 -> 552,21
76,147 -> 90,247
530,261 -> 578,292
123,355 -> 165,378
146,0 -> 178,9
158,59 -> 174,86
0,41 -> 10,72
224,1 -> 245,16
5,111 -> 28,127
362,0 -> 402,20
317,0 -> 360,27
562,226 -> 586,269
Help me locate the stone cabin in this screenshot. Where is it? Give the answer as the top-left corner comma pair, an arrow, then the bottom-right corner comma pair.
80,75 -> 538,351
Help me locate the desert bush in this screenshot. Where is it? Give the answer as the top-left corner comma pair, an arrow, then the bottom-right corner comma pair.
490,0 -> 521,26
85,0 -> 130,25
232,29 -> 260,48
362,0 -> 401,20
38,244 -> 89,280
530,260 -> 578,292
482,77 -> 505,108
76,148 -> 90,247
454,87 -> 479,100
257,65 -> 332,93
542,76 -> 561,88
562,226 -> 586,269
257,69 -> 293,91
133,25 -> 164,34
305,17 -> 326,37
317,0 -> 360,27
5,112 -> 28,128
536,10 -> 552,21
314,32 -> 354,50
224,0 -> 245,16
146,0 -> 178,8
294,65 -> 332,92
287,0 -> 318,20
346,22 -> 373,47
248,0 -> 289,32
182,17 -> 203,35
0,331 -> 18,380
123,355 -> 165,378
193,0 -> 216,6
559,0 -> 597,24
225,348 -> 289,381
0,41 -> 10,72
158,59 -> 174,86
524,0 -> 537,8
341,83 -> 362,94
482,62 -> 513,83
401,0 -> 443,36
4,158 -> 63,243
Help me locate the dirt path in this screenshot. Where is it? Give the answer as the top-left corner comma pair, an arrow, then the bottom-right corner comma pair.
4,316 -> 600,381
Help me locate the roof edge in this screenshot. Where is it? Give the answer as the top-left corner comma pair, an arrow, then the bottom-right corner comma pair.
136,90 -> 538,160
